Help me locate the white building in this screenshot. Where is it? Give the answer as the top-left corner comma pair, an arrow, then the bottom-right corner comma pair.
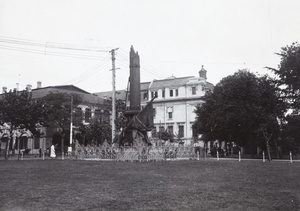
146,66 -> 213,143
95,66 -> 214,144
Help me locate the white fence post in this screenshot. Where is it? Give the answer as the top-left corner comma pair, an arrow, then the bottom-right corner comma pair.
263,151 -> 265,162
239,151 -> 241,162
290,151 -> 293,163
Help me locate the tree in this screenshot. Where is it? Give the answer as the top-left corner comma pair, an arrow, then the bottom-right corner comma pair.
100,96 -> 127,132
193,70 -> 285,158
266,42 -> 300,112
280,114 -> 300,154
42,92 -> 83,147
82,118 -> 112,145
157,130 -> 174,142
0,89 -> 46,159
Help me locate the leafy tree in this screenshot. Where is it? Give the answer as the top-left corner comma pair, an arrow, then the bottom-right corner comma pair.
0,89 -> 45,159
193,70 -> 285,158
82,118 -> 112,145
157,130 -> 174,142
280,114 -> 300,154
100,96 -> 127,132
77,96 -> 126,146
42,92 -> 83,147
266,42 -> 300,112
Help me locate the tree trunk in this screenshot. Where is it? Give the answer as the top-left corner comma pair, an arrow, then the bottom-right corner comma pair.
5,137 -> 11,160
266,140 -> 272,162
274,138 -> 280,159
17,137 -> 20,160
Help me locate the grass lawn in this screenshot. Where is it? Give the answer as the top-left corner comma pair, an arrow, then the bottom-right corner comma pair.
0,159 -> 299,211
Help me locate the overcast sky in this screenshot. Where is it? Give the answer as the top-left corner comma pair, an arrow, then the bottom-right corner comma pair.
0,0 -> 300,93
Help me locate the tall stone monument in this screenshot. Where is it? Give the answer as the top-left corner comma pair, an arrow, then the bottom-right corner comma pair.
125,46 -> 141,117
119,46 -> 154,146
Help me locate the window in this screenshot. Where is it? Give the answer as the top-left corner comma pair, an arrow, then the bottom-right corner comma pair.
192,87 -> 196,95
178,125 -> 184,138
151,91 -> 157,98
85,108 -> 91,122
94,109 -> 101,117
167,107 -> 173,119
162,90 -> 165,98
102,110 -> 110,123
175,89 -> 178,96
143,92 -> 148,100
94,109 -> 101,122
170,89 -> 173,97
168,112 -> 173,119
167,126 -> 173,135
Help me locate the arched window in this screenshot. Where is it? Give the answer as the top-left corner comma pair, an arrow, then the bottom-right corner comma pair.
85,108 -> 91,122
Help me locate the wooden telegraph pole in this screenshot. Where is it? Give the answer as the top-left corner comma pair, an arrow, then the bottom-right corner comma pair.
70,95 -> 73,146
110,48 -> 119,143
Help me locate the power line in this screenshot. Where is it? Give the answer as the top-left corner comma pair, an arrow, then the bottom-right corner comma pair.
0,36 -> 112,60
0,44 -> 104,60
63,57 -> 111,85
0,36 -> 111,52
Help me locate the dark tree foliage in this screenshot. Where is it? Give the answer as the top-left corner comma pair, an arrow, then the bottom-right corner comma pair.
78,96 -> 126,146
266,42 -> 300,111
0,89 -> 46,160
193,70 -> 285,156
42,92 -> 83,136
0,89 -> 45,135
100,97 -> 127,132
280,114 -> 300,154
82,118 -> 112,145
157,130 -> 174,142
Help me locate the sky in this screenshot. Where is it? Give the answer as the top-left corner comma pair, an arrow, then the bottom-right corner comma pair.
0,0 -> 300,93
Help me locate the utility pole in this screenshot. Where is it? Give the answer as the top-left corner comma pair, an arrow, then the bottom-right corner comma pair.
70,95 -> 73,146
110,48 -> 119,143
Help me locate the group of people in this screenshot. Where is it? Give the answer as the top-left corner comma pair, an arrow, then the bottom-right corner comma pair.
50,144 -> 72,159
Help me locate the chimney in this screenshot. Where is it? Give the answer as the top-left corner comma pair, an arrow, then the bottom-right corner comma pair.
2,86 -> 7,93
37,81 -> 42,89
16,83 -> 19,91
26,84 -> 32,92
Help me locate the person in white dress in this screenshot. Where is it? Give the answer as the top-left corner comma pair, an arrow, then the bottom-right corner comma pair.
50,144 -> 56,159
67,146 -> 72,158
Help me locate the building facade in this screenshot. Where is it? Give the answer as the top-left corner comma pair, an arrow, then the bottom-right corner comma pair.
0,83 -> 108,155
96,66 -> 214,144
148,66 -> 213,144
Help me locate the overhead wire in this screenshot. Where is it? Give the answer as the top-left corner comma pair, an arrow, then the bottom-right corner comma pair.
0,36 -> 111,52
0,44 -> 105,60
118,48 -> 168,80
63,57 -> 111,85
0,36 -> 111,60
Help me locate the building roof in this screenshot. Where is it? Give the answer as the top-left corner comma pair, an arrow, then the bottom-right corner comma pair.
150,76 -> 194,90
0,85 -> 104,105
32,85 -> 103,105
140,82 -> 151,91
94,89 -> 127,101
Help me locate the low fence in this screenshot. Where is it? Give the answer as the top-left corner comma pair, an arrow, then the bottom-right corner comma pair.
74,141 -> 197,161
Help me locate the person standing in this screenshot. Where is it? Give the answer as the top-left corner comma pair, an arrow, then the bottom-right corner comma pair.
50,144 -> 56,159
67,145 -> 72,158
